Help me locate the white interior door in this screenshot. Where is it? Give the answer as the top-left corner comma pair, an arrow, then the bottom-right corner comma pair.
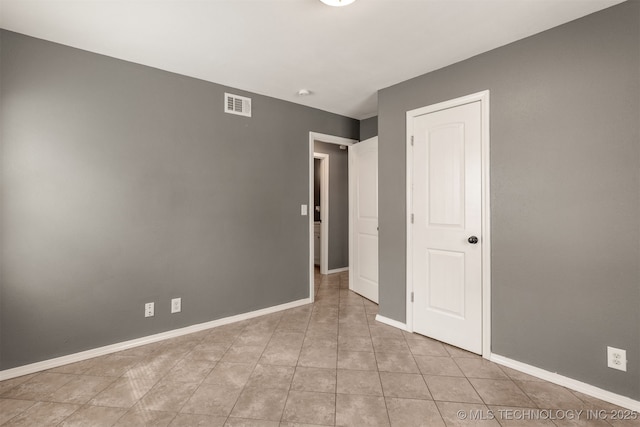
411,102 -> 482,354
350,137 -> 378,303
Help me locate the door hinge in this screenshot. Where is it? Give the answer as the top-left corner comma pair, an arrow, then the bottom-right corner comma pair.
411,292 -> 414,303
411,214 -> 414,224
410,135 -> 414,146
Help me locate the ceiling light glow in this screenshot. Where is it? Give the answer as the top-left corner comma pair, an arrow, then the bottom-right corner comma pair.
320,0 -> 356,7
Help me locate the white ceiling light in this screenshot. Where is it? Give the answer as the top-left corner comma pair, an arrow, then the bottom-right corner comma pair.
320,0 -> 356,7
297,89 -> 312,96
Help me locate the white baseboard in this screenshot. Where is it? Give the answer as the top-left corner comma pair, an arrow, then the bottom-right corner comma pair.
327,267 -> 349,274
490,353 -> 640,411
375,314 -> 409,331
0,298 -> 311,382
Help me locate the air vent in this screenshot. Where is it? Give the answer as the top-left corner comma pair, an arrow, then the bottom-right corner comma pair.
224,93 -> 251,117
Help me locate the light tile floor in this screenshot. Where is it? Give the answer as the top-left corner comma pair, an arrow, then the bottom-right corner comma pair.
0,270 -> 636,426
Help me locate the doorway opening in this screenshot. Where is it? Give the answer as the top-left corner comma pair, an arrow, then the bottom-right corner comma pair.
308,132 -> 357,302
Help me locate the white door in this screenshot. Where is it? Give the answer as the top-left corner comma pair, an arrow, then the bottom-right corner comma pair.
350,137 -> 379,303
411,101 -> 482,354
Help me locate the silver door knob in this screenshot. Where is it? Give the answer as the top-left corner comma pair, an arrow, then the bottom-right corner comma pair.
468,236 -> 478,244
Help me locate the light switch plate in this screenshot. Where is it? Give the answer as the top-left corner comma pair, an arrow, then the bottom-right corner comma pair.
301,204 -> 308,216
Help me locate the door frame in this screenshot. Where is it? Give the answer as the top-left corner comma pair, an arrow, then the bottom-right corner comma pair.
308,132 -> 357,302
405,90 -> 492,358
313,153 -> 330,274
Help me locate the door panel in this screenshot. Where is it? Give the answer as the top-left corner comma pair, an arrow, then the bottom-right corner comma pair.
412,102 -> 482,354
350,137 -> 379,303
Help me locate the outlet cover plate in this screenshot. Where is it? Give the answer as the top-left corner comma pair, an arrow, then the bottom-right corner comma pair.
171,298 -> 182,314
607,346 -> 627,371
145,302 -> 154,318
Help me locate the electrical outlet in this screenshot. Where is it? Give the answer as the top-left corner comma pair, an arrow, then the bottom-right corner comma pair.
607,346 -> 627,371
171,298 -> 181,314
145,302 -> 154,318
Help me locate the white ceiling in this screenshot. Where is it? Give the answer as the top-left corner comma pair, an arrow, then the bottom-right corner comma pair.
0,0 -> 625,119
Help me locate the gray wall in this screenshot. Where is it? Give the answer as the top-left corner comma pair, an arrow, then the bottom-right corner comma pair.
378,1 -> 640,399
0,30 -> 359,370
314,141 -> 349,270
359,116 -> 378,140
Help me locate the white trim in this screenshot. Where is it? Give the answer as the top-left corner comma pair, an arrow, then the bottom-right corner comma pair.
314,153 -> 330,275
0,298 -> 310,382
375,314 -> 409,332
308,131 -> 357,302
327,267 -> 349,274
405,90 -> 491,358
490,354 -> 640,411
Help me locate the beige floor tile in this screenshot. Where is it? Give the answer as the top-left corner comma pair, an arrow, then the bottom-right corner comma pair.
335,394 -> 390,427
0,398 -> 36,425
136,380 -> 199,412
114,408 -> 176,426
436,401 -> 501,426
229,387 -> 288,421
222,345 -> 266,364
337,350 -> 378,371
498,365 -> 545,382
205,327 -> 245,344
244,364 -> 294,390
385,397 -> 445,427
0,375 -> 37,396
89,378 -> 158,408
338,322 -> 371,337
203,362 -> 254,388
337,369 -> 383,396
268,331 -> 305,347
424,375 -> 483,404
405,338 -> 449,357
291,367 -> 336,393
83,355 -> 141,377
184,342 -> 231,362
1,373 -> 76,400
338,335 -> 373,353
379,372 -> 431,399
117,342 -> 165,358
297,347 -> 337,369
468,378 -> 535,407
369,324 -> 404,339
258,344 -> 302,367
516,380 -> 588,410
59,405 -> 127,427
168,413 -> 226,426
553,418 -> 613,427
46,375 -> 116,404
163,359 -> 215,383
372,337 -> 410,354
414,355 -> 464,376
375,352 -> 420,374
280,422 -> 331,427
487,406 -> 556,426
235,331 -> 274,347
454,357 -> 509,379
444,344 -> 481,358
282,390 -> 335,425
180,383 -> 241,416
121,355 -> 178,381
2,401 -> 80,426
303,335 -> 338,350
224,418 -> 280,427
